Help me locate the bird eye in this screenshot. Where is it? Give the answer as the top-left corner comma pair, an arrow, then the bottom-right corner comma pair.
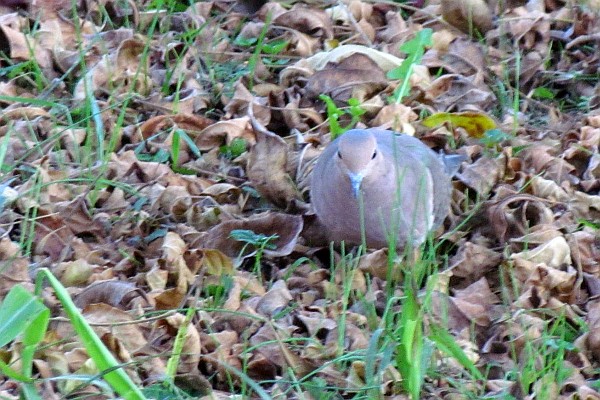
337,151 -> 343,160
371,150 -> 377,159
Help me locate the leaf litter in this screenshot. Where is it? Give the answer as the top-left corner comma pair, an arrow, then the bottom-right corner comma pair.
0,0 -> 599,398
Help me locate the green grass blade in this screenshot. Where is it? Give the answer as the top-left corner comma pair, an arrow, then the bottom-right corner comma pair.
0,130 -> 11,172
20,382 -> 43,400
21,308 -> 50,378
397,289 -> 424,399
0,359 -> 33,382
177,129 -> 201,158
171,128 -> 181,166
429,323 -> 484,381
35,268 -> 147,400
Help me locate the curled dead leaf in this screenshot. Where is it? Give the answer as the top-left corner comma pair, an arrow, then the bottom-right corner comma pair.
451,277 -> 500,327
303,53 -> 387,105
486,194 -> 554,243
301,44 -> 404,72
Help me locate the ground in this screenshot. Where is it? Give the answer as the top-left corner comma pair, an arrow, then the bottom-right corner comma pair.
0,0 -> 599,399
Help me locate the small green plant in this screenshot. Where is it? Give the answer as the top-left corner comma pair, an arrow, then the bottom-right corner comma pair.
531,86 -> 555,100
147,0 -> 192,12
2,60 -> 47,92
171,128 -> 201,174
203,274 -> 234,308
479,128 -> 513,150
219,137 -> 247,159
388,28 -> 432,104
513,311 -> 579,397
319,95 -> 366,138
229,229 -> 278,275
234,35 -> 289,65
233,13 -> 290,79
385,258 -> 431,400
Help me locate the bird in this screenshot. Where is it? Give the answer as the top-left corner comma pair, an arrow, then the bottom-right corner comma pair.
310,128 -> 460,250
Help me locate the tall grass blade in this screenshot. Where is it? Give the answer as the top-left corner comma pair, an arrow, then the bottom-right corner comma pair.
35,268 -> 147,400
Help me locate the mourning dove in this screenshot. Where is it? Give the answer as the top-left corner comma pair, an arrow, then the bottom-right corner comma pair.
310,129 -> 460,250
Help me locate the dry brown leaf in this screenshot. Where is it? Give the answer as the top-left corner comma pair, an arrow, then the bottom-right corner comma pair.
74,37 -> 152,99
568,230 -> 600,275
202,248 -> 235,276
273,4 -> 333,40
424,37 -> 485,77
303,53 -> 387,105
510,236 -> 572,269
0,237 -> 30,298
441,0 -> 494,35
197,212 -> 303,259
255,280 -> 292,317
457,154 -> 505,196
301,44 -> 404,72
521,144 -> 577,184
486,193 -> 554,243
197,117 -> 256,150
425,74 -> 495,111
371,104 -> 418,135
139,113 -> 214,141
448,241 -> 502,280
54,259 -> 97,286
451,278 -> 500,327
247,130 -> 302,208
586,299 -> 600,362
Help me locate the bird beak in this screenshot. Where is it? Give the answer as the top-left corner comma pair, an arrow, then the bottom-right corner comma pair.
348,172 -> 364,199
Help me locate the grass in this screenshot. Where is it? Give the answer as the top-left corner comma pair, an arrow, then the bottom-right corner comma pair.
0,0 -> 594,398
0,272 -> 146,399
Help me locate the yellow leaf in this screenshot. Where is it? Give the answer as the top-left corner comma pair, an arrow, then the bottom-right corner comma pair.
202,249 -> 235,276
422,111 -> 496,138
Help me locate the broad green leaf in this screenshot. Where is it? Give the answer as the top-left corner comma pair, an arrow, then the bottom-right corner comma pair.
480,128 -> 512,147
0,285 -> 47,348
262,39 -> 289,54
387,28 -> 432,80
532,87 -> 555,100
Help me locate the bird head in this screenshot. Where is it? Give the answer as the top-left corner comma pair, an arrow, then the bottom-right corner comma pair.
335,130 -> 380,198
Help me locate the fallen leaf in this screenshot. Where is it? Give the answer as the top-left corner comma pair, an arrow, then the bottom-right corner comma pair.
422,111 -> 497,138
